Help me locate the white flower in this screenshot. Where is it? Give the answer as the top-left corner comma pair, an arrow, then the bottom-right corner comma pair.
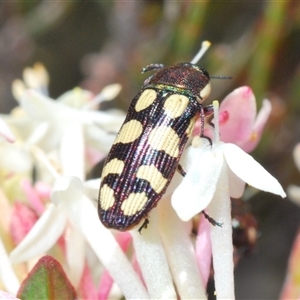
7,64 -> 125,289
171,101 -> 286,299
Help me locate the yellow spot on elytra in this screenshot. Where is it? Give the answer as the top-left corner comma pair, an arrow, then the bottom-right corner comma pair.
148,126 -> 180,157
121,192 -> 148,216
185,116 -> 196,136
101,158 -> 124,179
114,120 -> 143,144
135,89 -> 157,112
136,164 -> 168,194
163,94 -> 189,118
99,184 -> 115,210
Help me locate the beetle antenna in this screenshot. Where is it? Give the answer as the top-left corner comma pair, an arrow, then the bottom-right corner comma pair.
210,75 -> 232,80
190,41 -> 211,64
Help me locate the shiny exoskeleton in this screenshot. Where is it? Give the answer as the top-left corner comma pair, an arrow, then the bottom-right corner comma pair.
98,63 -> 211,231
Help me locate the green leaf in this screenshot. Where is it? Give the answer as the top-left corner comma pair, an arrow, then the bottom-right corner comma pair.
17,255 -> 77,300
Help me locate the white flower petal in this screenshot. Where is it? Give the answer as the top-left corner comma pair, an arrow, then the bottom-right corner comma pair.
60,122 -> 84,180
0,239 -> 19,295
83,84 -> 122,110
57,88 -> 93,108
131,210 -> 176,299
83,111 -> 125,132
83,178 -> 101,201
65,224 -> 85,287
0,143 -> 32,174
85,125 -> 117,153
158,197 -> 206,299
172,142 -> 224,221
221,143 -> 286,198
100,84 -> 122,101
20,90 -> 60,121
10,204 -> 67,263
51,176 -> 149,299
227,166 -> 246,198
208,162 -> 235,300
25,122 -> 49,146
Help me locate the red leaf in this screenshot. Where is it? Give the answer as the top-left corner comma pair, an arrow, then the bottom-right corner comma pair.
17,255 -> 76,300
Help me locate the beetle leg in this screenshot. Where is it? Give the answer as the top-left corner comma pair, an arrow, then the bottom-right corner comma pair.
176,164 -> 186,177
199,105 -> 213,146
202,211 -> 223,227
138,218 -> 149,234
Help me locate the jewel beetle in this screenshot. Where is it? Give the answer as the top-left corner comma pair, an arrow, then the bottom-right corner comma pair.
98,62 -> 212,231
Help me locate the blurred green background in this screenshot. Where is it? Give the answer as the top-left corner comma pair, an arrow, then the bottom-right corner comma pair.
0,1 -> 300,299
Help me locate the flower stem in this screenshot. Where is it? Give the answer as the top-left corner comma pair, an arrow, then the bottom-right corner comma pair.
131,210 -> 176,299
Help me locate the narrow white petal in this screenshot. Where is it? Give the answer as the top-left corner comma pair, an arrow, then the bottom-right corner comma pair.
60,122 -> 84,180
83,84 -> 122,110
0,238 -> 19,295
85,125 -> 117,153
57,88 -> 93,107
10,204 -> 67,263
172,143 -> 224,221
100,84 -> 122,101
208,162 -> 235,300
84,111 -> 125,132
158,197 -> 206,299
65,224 -> 85,287
131,210 -> 176,299
221,143 -> 286,198
83,178 -> 101,201
20,90 -> 59,121
51,176 -> 149,299
25,122 -> 49,146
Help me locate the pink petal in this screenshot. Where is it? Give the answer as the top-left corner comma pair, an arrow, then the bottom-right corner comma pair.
239,99 -> 272,152
10,201 -> 38,245
219,86 -> 256,145
196,214 -> 212,287
34,181 -> 51,202
21,179 -> 45,215
98,271 -> 113,300
79,263 -> 98,300
116,231 -> 132,251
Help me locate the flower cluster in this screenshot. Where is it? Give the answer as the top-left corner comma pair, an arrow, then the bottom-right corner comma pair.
0,63 -> 286,300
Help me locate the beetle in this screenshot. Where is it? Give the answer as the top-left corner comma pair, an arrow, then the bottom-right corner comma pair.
98,62 -> 212,231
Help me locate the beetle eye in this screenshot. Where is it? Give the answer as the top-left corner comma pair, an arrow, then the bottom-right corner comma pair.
199,82 -> 211,101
